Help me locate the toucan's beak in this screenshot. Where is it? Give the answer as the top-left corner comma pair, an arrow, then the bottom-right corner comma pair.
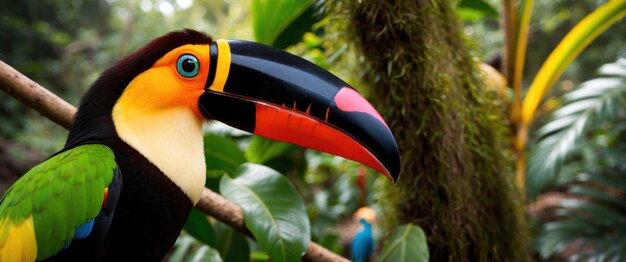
198,40 -> 400,181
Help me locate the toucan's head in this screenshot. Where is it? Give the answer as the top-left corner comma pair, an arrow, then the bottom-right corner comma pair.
74,30 -> 400,182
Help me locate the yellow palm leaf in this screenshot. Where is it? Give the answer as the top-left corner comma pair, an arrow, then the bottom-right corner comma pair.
521,0 -> 626,125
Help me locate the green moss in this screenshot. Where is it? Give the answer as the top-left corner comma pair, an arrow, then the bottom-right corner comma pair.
325,0 -> 529,261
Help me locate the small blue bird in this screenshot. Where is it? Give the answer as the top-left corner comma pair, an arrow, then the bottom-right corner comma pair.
352,207 -> 376,262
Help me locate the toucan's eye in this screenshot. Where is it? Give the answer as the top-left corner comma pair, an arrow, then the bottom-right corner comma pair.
177,54 -> 199,78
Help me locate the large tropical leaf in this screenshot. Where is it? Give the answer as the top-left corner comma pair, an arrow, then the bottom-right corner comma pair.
220,164 -> 310,262
245,136 -> 296,164
527,59 -> 626,198
251,0 -> 316,48
214,221 -> 251,262
183,208 -> 216,247
272,5 -> 321,50
376,224 -> 428,262
245,136 -> 306,177
204,134 -> 246,177
536,172 -> 626,260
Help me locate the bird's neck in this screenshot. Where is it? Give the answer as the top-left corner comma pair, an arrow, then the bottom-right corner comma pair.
360,221 -> 372,232
112,100 -> 206,204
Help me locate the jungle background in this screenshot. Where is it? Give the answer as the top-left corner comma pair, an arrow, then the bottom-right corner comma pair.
1,0 -> 625,261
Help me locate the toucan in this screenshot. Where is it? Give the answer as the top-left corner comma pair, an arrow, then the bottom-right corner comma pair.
0,29 -> 400,261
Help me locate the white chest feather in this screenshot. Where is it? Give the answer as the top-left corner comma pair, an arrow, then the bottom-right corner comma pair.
112,105 -> 206,204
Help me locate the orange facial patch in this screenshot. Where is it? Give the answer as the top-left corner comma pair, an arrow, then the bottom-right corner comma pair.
121,44 -> 211,118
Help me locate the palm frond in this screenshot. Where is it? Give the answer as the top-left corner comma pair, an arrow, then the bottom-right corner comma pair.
536,172 -> 626,261
527,59 -> 626,199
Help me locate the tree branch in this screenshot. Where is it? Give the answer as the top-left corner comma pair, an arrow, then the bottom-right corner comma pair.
0,60 -> 348,262
0,61 -> 76,129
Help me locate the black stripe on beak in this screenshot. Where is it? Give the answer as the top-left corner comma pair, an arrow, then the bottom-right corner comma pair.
205,42 -> 218,89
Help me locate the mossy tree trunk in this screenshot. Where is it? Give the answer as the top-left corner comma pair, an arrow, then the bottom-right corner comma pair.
330,1 -> 529,261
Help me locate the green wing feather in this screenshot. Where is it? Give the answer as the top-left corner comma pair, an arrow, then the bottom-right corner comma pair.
0,144 -> 117,261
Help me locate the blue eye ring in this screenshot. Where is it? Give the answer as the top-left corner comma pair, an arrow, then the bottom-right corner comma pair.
176,54 -> 199,78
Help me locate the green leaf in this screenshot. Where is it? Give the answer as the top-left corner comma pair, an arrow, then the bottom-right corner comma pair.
192,246 -> 223,262
245,136 -> 297,164
458,0 -> 498,19
245,137 -> 307,179
536,173 -> 626,260
220,164 -> 310,262
456,8 -> 487,21
215,221 -> 250,262
251,0 -> 315,47
534,115 -> 577,138
599,58 -> 626,75
585,173 -> 626,192
376,224 -> 428,262
204,134 -> 246,177
167,235 -> 223,262
564,78 -> 623,101
250,251 -> 270,261
263,153 -> 307,178
569,185 -> 626,210
168,235 -> 194,262
183,208 -> 216,247
527,60 -> 626,199
272,5 -> 321,49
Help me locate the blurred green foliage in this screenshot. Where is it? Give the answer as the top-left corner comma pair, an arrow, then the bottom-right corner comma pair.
0,0 -> 253,154
457,0 -> 499,21
536,172 -> 626,261
0,0 -> 110,153
529,59 -> 626,261
465,0 -> 626,85
527,59 -> 626,198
